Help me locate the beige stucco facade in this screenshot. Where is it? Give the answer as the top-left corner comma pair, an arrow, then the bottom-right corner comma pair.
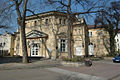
14,11 -> 88,58
14,11 -> 111,58
88,26 -> 110,56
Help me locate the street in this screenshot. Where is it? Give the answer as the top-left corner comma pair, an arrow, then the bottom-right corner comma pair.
0,60 -> 120,80
0,68 -> 63,80
58,60 -> 120,80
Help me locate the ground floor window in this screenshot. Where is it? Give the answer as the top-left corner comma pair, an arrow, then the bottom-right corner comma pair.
60,39 -> 67,52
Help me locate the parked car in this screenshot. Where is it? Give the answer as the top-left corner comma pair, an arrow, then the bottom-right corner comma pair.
113,54 -> 120,62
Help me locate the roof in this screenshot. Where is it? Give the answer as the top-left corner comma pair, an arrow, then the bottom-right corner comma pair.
26,30 -> 48,39
88,25 -> 104,29
26,11 -> 68,20
73,17 -> 86,26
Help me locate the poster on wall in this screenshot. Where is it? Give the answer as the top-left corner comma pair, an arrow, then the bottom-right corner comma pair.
75,46 -> 83,56
88,44 -> 94,55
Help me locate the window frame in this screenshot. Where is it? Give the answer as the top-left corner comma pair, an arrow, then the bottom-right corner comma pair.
88,32 -> 93,37
60,39 -> 67,52
45,19 -> 48,25
59,19 -> 62,24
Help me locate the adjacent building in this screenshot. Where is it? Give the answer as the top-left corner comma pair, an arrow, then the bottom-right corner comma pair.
87,25 -> 110,56
115,30 -> 120,51
0,32 -> 15,56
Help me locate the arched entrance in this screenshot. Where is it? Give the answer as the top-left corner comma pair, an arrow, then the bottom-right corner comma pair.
88,43 -> 94,56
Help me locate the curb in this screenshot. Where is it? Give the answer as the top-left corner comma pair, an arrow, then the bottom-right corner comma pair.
60,61 -> 84,67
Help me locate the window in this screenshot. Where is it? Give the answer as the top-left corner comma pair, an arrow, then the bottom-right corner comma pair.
0,43 -> 2,47
31,43 -> 39,56
117,44 -> 120,51
88,32 -> 92,37
117,39 -> 119,42
60,39 -> 67,52
63,19 -> 66,24
3,42 -> 5,46
74,29 -> 77,31
59,19 -> 62,24
45,19 -> 48,25
34,21 -> 37,26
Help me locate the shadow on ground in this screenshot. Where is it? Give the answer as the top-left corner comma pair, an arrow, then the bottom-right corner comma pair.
0,56 -> 44,64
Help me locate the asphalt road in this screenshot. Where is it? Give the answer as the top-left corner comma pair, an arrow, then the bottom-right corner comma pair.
0,60 -> 120,80
0,68 -> 63,80
58,60 -> 120,80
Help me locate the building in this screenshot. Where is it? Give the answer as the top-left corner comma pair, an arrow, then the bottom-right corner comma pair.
14,11 -> 113,58
14,11 -> 88,58
87,25 -> 110,56
0,32 -> 15,56
115,30 -> 120,51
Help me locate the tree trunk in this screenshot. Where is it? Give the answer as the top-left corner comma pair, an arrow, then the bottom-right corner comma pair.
21,0 -> 28,63
20,24 -> 28,63
67,0 -> 72,58
109,33 -> 115,56
55,35 -> 58,58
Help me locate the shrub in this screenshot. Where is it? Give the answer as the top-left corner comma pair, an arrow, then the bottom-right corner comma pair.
62,56 -> 84,62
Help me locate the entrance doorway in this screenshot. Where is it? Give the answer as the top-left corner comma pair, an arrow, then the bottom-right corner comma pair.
88,43 -> 94,56
31,43 -> 39,56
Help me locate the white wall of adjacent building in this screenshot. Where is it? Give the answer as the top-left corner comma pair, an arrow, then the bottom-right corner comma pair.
0,33 -> 12,53
115,33 -> 120,51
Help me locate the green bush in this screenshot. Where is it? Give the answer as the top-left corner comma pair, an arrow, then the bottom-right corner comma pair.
62,56 -> 84,62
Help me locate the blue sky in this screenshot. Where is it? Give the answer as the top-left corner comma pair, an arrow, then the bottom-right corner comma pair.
0,0 -> 119,34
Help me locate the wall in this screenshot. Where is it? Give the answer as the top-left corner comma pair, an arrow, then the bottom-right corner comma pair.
88,28 -> 110,56
115,33 -> 120,51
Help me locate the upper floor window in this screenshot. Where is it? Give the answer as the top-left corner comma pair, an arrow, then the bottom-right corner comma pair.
45,19 -> 48,25
63,19 -> 66,24
34,21 -> 37,26
117,39 -> 119,42
88,32 -> 92,37
59,19 -> 62,24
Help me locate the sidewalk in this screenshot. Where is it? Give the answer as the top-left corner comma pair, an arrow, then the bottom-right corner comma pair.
0,59 -> 61,70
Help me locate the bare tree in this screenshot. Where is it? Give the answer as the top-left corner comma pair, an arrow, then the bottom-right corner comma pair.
11,0 -> 29,63
46,0 -> 104,58
95,1 -> 120,56
0,0 -> 15,28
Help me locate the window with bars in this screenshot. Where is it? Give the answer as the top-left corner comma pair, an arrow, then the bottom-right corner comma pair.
60,39 -> 67,52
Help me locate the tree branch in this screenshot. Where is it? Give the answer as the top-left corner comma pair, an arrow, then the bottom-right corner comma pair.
18,0 -> 23,6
